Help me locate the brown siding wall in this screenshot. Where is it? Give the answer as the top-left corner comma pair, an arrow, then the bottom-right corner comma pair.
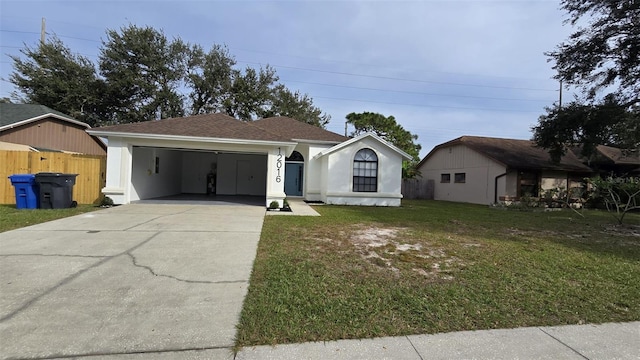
0,118 -> 106,156
1,150 -> 106,205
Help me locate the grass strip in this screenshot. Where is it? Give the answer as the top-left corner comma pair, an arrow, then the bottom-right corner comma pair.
236,200 -> 640,347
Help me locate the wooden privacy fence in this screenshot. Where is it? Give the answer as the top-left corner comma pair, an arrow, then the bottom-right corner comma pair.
1,150 -> 106,205
402,178 -> 434,200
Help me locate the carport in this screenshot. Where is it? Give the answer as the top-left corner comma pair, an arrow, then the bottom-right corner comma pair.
130,146 -> 268,202
87,114 -> 297,207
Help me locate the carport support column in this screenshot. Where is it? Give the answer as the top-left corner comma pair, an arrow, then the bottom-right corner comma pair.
265,146 -> 286,208
102,137 -> 132,205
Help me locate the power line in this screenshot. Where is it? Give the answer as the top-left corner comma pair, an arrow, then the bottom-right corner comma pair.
239,61 -> 558,92
51,33 -> 101,43
229,46 -> 557,83
314,95 -> 543,113
0,29 -> 40,35
0,29 -> 100,44
282,79 -> 554,103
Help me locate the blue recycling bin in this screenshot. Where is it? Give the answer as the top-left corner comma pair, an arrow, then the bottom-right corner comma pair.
8,174 -> 38,209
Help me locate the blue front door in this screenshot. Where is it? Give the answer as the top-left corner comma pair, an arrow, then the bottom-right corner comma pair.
284,163 -> 303,196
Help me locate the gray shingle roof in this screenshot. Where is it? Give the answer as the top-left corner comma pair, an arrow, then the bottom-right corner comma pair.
0,103 -> 77,127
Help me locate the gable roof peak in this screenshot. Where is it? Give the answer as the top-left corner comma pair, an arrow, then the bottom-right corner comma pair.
0,103 -> 89,130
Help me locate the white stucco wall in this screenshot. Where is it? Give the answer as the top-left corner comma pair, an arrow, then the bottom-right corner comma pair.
418,145 -> 507,205
130,147 -> 182,201
320,137 -> 404,206
302,143 -> 332,201
181,151 -> 218,194
102,137 -> 131,204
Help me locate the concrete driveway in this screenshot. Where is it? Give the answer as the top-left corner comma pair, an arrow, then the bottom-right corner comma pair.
0,203 -> 266,359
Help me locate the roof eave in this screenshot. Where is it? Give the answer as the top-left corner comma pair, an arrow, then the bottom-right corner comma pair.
314,133 -> 412,160
86,130 -> 299,147
0,113 -> 89,132
291,138 -> 344,145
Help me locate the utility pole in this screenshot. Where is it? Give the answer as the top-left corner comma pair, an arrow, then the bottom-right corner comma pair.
344,121 -> 347,137
558,80 -> 563,109
40,17 -> 46,45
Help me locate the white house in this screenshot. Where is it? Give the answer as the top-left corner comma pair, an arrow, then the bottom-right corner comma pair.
416,136 -> 593,205
87,114 -> 411,207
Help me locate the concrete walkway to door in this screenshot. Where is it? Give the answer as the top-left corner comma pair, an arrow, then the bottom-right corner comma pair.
0,203 -> 265,359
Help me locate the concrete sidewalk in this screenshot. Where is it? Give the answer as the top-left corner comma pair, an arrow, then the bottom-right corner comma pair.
266,198 -> 321,216
236,321 -> 640,360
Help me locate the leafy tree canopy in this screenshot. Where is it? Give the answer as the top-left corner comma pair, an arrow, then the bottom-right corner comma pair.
533,94 -> 640,162
9,36 -> 102,126
346,112 -> 421,178
548,0 -> 639,107
9,25 -> 329,127
263,85 -> 330,127
99,24 -> 188,124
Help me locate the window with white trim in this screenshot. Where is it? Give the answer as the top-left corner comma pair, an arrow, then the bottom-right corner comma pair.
353,148 -> 378,192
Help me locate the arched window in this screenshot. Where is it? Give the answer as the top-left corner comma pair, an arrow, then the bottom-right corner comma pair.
353,148 -> 378,192
285,151 -> 304,162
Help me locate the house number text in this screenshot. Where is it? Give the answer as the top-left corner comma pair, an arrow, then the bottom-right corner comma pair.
275,147 -> 283,183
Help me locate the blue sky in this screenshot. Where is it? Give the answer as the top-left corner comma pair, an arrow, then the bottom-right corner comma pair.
0,0 -> 576,157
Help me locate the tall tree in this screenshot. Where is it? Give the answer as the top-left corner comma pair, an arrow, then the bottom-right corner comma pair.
532,94 -> 640,162
223,65 -> 279,120
9,36 -> 103,125
9,24 -> 330,128
263,84 -> 330,127
346,112 -> 421,178
99,24 -> 187,124
185,44 -> 236,115
547,0 -> 639,107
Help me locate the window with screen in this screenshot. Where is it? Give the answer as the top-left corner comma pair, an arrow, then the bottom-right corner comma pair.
353,148 -> 378,192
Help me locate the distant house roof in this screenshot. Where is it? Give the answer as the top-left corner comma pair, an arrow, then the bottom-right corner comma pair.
0,103 -> 89,130
419,136 -> 593,172
593,145 -> 640,166
88,113 -> 347,143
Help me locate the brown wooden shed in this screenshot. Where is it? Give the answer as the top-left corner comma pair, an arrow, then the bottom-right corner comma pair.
0,103 -> 106,156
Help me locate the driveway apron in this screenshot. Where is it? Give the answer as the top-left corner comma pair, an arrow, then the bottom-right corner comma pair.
0,204 -> 265,359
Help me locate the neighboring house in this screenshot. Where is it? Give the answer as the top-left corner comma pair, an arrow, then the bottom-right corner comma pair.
573,145 -> 640,176
87,114 -> 411,207
0,103 -> 106,156
416,136 -> 593,205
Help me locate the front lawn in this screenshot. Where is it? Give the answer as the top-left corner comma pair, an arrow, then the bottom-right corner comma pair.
235,200 -> 640,347
0,204 -> 101,232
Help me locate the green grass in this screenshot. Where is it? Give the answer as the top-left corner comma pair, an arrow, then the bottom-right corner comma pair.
0,204 -> 101,232
235,200 -> 640,348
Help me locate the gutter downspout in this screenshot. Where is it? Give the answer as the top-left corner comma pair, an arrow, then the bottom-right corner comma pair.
494,172 -> 508,204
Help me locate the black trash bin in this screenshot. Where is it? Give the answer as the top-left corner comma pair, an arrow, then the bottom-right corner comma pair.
35,173 -> 78,209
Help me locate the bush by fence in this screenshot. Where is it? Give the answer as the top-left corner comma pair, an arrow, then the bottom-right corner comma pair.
1,150 -> 106,205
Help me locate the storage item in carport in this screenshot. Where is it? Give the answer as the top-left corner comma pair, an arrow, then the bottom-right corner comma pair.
34,173 -> 78,209
8,174 -> 39,209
